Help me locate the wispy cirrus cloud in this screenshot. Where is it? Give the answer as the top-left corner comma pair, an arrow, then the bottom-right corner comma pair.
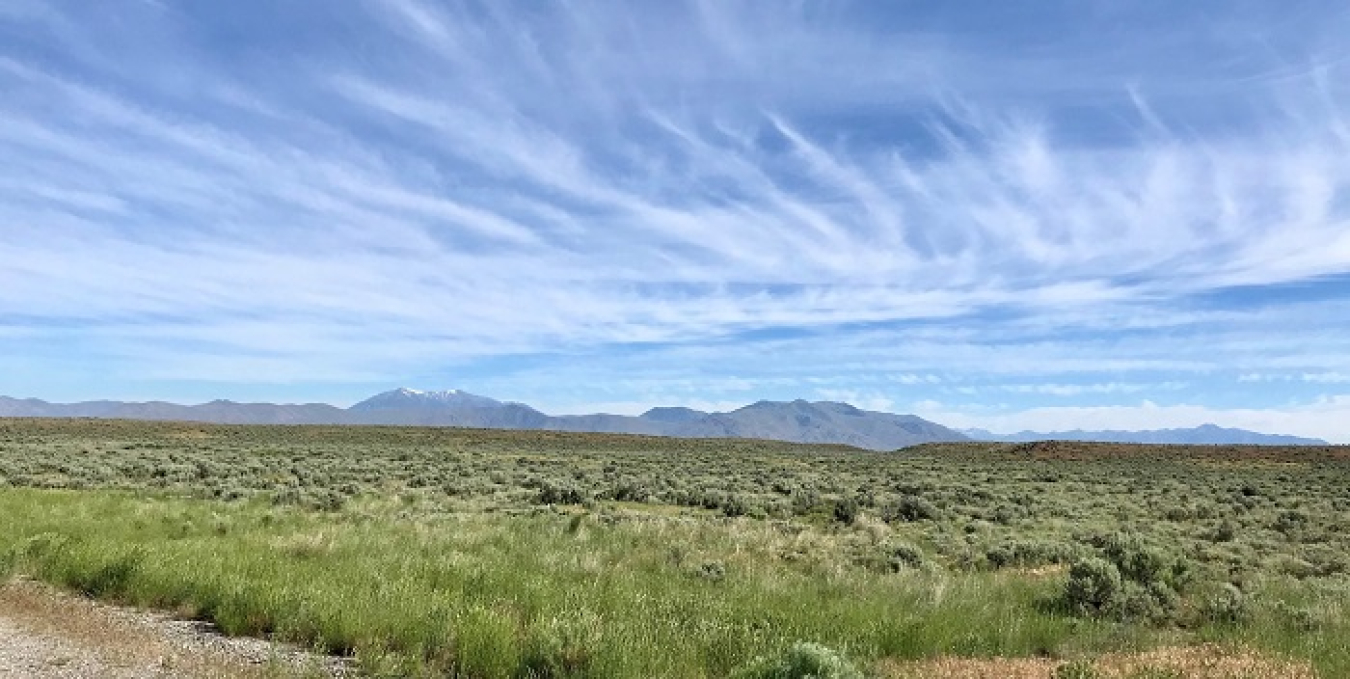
997,382 -> 1188,397
2,1 -> 1349,439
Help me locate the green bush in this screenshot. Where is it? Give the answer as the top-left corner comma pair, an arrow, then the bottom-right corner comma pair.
1064,533 -> 1191,622
696,561 -> 727,581
1209,519 -> 1237,542
1200,583 -> 1251,624
732,642 -> 864,679
886,541 -> 926,571
1064,557 -> 1123,615
832,496 -> 860,525
723,494 -> 752,518
1096,533 -> 1189,591
538,481 -> 585,505
985,539 -> 1077,569
1112,580 -> 1179,623
271,486 -> 303,506
305,489 -> 347,512
883,495 -> 939,522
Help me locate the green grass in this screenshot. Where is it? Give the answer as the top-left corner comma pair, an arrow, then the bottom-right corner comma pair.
1,419 -> 1348,676
0,489 -> 1122,676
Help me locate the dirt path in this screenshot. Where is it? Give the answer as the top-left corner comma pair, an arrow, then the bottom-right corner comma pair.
0,580 -> 353,678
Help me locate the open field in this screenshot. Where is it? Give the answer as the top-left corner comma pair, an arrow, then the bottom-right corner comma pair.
1,419 -> 1348,677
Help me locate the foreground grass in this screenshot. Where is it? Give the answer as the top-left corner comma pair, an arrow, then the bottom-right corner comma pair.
0,488 -> 1160,677
1,420 -> 1348,676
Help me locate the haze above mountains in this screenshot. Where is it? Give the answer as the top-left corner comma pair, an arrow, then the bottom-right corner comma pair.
0,389 -> 1326,449
960,425 -> 1324,447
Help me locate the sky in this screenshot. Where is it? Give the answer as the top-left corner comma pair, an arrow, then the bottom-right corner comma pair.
2,1 -> 1350,441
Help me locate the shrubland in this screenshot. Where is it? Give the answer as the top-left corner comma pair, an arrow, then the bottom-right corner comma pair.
0,419 -> 1347,676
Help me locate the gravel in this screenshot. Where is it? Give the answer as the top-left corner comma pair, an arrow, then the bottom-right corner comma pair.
0,579 -> 355,678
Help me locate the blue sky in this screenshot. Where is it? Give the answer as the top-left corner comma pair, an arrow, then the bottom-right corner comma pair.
2,1 -> 1350,441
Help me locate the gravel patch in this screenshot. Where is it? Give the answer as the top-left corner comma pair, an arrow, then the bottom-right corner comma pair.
0,579 -> 355,678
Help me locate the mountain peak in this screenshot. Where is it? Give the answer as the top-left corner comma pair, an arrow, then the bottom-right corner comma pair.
350,388 -> 503,411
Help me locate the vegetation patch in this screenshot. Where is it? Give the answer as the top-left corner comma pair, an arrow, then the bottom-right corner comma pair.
0,419 -> 1348,676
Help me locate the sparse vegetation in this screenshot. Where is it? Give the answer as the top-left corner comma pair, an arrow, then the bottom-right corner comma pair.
1,419 -> 1348,676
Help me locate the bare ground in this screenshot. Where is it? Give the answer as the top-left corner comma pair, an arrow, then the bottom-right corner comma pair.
0,580 -> 352,678
877,644 -> 1318,679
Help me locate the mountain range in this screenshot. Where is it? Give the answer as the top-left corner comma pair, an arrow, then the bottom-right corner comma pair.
0,389 -> 965,450
0,389 -> 1328,448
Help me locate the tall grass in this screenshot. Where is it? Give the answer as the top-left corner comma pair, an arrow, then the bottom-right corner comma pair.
1199,578 -> 1350,676
2,488 -> 1141,677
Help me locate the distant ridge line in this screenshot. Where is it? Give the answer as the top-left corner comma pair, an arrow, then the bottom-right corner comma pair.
0,390 -> 966,451
0,390 -> 1328,448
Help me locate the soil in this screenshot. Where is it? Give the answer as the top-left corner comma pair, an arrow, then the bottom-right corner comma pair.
0,579 -> 353,678
876,644 -> 1318,679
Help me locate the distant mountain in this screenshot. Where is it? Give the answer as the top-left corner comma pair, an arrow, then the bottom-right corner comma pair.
0,390 -> 965,450
551,413 -> 667,436
350,388 -> 507,411
0,396 -> 346,425
6,391 -> 1325,449
962,423 -> 1326,446
667,400 -> 965,450
640,406 -> 709,423
343,388 -> 551,428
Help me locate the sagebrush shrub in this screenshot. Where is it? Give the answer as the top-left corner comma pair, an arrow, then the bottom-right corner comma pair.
1200,583 -> 1251,624
887,541 -> 926,571
1064,557 -> 1122,615
1096,533 -> 1189,590
723,494 -> 751,517
1066,534 -> 1193,622
884,495 -> 940,522
537,481 -> 585,505
732,642 -> 864,679
985,539 -> 1076,569
697,561 -> 727,581
832,496 -> 860,524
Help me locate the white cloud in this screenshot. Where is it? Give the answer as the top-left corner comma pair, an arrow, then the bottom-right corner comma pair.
915,397 -> 1350,444
888,373 -> 942,385
1304,372 -> 1350,383
1236,372 -> 1350,384
997,382 -> 1187,397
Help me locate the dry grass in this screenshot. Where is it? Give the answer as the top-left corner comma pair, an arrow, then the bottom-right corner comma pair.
877,644 -> 1318,679
878,654 -> 1052,679
1097,646 -> 1317,679
1,580 -> 181,672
